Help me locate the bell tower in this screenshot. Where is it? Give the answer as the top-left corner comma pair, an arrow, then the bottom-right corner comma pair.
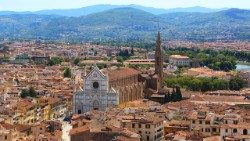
155,32 -> 164,89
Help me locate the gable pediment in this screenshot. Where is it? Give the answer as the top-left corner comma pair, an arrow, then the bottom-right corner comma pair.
85,67 -> 106,80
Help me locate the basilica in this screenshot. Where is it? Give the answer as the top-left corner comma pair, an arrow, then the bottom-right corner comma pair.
73,67 -> 119,114
73,32 -> 167,114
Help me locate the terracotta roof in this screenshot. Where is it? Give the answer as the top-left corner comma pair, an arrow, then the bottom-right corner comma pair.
108,68 -> 141,81
69,125 -> 90,135
17,100 -> 36,112
0,122 -> 15,130
203,136 -> 221,141
48,97 -> 61,105
221,122 -> 250,129
15,124 -> 31,132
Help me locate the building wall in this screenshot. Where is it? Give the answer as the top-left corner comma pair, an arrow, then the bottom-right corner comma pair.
70,132 -> 90,141
117,83 -> 144,104
73,67 -> 119,114
31,124 -> 47,137
190,118 -> 220,137
0,130 -> 20,141
122,121 -> 164,141
169,57 -> 191,67
220,128 -> 250,138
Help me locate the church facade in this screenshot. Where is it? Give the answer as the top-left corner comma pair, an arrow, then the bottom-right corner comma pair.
73,67 -> 119,114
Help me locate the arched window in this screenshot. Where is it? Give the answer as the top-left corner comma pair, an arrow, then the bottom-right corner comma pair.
233,129 -> 237,133
243,129 -> 248,135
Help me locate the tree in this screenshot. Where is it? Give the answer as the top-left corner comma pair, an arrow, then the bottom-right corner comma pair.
74,58 -> 80,65
171,88 -> 179,102
20,87 -> 37,98
175,85 -> 183,101
21,89 -> 29,98
212,79 -> 229,90
188,79 -> 202,91
29,87 -> 37,98
165,91 -> 171,103
64,68 -> 71,78
118,49 -> 131,60
131,47 -> 134,55
201,78 -> 213,92
48,57 -> 63,66
117,56 -> 124,63
97,63 -> 107,69
229,77 -> 244,90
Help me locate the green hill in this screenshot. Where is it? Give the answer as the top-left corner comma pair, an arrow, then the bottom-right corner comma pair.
0,8 -> 249,42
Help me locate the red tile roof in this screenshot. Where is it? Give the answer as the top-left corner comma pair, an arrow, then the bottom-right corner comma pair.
69,125 -> 90,135
108,68 -> 141,81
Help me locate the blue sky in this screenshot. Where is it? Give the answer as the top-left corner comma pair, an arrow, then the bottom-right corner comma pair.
0,0 -> 250,11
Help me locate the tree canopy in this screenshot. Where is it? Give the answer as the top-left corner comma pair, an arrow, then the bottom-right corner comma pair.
21,87 -> 37,98
165,76 -> 244,92
63,67 -> 71,78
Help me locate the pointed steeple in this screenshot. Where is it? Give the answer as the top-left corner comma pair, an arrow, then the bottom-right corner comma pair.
155,32 -> 164,90
157,31 -> 161,47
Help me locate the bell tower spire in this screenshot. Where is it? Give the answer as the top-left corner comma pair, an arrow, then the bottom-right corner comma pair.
155,31 -> 164,89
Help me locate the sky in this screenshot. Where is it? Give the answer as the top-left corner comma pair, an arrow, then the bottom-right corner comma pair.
0,0 -> 250,11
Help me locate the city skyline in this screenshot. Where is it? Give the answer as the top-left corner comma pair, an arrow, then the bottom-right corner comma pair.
0,0 -> 250,11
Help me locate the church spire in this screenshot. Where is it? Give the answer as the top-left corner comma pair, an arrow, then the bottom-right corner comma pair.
157,31 -> 161,46
155,32 -> 164,90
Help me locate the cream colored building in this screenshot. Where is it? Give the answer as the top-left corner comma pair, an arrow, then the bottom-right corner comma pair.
0,124 -> 20,141
220,123 -> 250,141
189,111 -> 221,137
122,117 -> 164,141
169,55 -> 191,67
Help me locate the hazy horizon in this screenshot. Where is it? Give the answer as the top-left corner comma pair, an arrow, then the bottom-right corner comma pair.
0,0 -> 250,12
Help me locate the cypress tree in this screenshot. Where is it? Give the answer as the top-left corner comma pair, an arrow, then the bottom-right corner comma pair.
175,85 -> 183,101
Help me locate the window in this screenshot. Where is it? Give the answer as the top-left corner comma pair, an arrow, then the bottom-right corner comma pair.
205,121 -> 210,125
192,120 -> 195,124
77,110 -> 81,114
233,120 -> 238,124
5,135 -> 7,140
132,123 -> 135,128
139,124 -> 141,128
225,129 -> 228,133
212,128 -> 216,132
233,129 -> 237,133
146,124 -> 150,129
243,129 -> 248,135
205,128 -> 211,132
199,120 -> 202,124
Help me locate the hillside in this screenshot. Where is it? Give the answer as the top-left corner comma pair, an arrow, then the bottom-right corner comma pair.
0,4 -> 228,17
0,8 -> 249,42
160,8 -> 250,40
